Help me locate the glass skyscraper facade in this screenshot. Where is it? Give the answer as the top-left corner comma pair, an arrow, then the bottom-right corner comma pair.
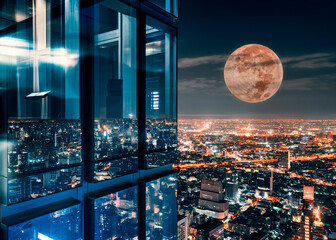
0,0 -> 177,239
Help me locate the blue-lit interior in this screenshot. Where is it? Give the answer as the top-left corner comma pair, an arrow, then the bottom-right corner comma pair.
0,0 -> 178,239
0,0 -> 82,204
145,17 -> 177,152
93,186 -> 138,240
7,203 -> 82,240
145,173 -> 177,239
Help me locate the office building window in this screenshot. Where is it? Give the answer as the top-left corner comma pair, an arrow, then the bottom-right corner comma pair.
0,0 -> 81,205
145,148 -> 177,169
87,184 -> 138,240
2,200 -> 82,240
142,173 -> 177,239
93,0 -> 137,161
92,156 -> 137,182
145,16 -> 177,153
6,166 -> 81,205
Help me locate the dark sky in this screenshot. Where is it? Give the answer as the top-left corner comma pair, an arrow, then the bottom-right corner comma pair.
177,0 -> 336,119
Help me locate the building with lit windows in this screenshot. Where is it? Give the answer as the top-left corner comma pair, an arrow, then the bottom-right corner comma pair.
278,150 -> 290,170
0,0 -> 178,239
177,215 -> 188,240
195,179 -> 229,220
291,186 -> 325,240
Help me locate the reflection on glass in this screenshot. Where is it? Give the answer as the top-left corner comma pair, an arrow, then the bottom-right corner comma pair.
146,148 -> 177,168
94,119 -> 137,160
94,0 -> 137,161
8,166 -> 81,205
93,186 -> 138,240
146,17 -> 177,152
147,0 -> 177,15
0,0 -> 82,204
8,120 -> 81,175
94,157 -> 137,182
7,203 -> 81,240
145,173 -> 177,239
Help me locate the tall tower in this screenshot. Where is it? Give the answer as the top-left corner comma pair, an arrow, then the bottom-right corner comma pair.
291,186 -> 325,240
195,179 -> 229,220
279,150 -> 290,170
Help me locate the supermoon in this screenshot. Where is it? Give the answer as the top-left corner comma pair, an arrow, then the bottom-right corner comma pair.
224,44 -> 283,103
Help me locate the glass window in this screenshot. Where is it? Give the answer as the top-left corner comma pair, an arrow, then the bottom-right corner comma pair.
7,166 -> 82,205
146,0 -> 178,16
93,0 -> 138,162
146,148 -> 177,168
89,185 -> 138,240
144,173 -> 177,239
5,201 -> 82,240
93,156 -> 137,182
1,0 -> 81,177
146,16 -> 177,152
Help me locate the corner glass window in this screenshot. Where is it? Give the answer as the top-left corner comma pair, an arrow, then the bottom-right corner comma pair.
93,0 -> 137,162
2,0 -> 81,176
146,16 -> 177,152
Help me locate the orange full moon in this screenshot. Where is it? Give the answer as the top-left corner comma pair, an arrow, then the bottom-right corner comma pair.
224,44 -> 283,103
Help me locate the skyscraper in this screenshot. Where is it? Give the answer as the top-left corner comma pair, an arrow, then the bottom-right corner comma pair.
195,179 -> 229,220
278,150 -> 291,170
257,170 -> 273,197
225,170 -> 239,201
0,0 -> 178,239
291,186 -> 325,240
177,215 -> 188,240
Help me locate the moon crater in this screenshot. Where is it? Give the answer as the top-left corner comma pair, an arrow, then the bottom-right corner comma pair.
224,44 -> 283,103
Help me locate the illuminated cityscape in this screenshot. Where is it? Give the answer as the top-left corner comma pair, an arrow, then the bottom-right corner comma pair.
176,119 -> 336,239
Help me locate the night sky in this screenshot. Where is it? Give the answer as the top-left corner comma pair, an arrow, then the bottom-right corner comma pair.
177,0 -> 336,119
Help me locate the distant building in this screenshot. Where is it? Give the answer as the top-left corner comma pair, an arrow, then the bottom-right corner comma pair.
257,170 -> 273,197
226,182 -> 238,201
178,215 -> 188,240
291,186 -> 325,240
195,179 -> 229,220
278,150 -> 290,170
195,219 -> 224,240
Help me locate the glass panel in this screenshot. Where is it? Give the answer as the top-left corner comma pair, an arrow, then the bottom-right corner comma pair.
8,120 -> 81,175
8,166 -> 82,205
93,186 -> 138,239
93,0 -> 137,161
145,173 -> 177,239
146,148 -> 176,168
93,156 -> 137,182
146,17 -> 177,152
1,0 -> 81,176
7,203 -> 82,240
146,0 -> 177,16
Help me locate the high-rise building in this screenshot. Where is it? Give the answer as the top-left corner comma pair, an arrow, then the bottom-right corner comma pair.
0,0 -> 178,239
195,219 -> 224,240
195,179 -> 229,220
278,150 -> 290,170
291,186 -> 325,240
225,171 -> 239,201
178,215 -> 188,240
257,170 -> 273,197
